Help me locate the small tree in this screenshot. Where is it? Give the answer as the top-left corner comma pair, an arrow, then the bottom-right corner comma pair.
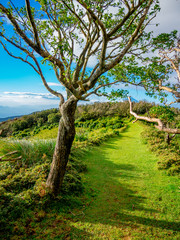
107,30 -> 180,140
150,32 -> 180,104
0,0 -> 160,194
109,31 -> 180,104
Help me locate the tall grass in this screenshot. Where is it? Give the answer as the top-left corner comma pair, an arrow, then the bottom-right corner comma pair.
1,139 -> 55,167
0,138 -> 87,238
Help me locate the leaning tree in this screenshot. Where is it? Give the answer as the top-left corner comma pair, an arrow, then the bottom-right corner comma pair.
0,0 -> 160,194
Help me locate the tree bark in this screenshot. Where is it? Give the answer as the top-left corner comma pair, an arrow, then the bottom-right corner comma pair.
46,96 -> 77,195
165,133 -> 176,145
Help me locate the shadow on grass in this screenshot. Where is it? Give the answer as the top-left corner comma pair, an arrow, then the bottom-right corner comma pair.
71,137 -> 180,235
1,124 -> 179,239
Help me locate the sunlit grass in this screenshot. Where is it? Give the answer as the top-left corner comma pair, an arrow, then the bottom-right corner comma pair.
1,123 -> 179,239
67,123 -> 180,239
29,127 -> 59,139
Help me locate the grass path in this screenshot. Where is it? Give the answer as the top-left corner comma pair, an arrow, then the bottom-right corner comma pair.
68,123 -> 180,239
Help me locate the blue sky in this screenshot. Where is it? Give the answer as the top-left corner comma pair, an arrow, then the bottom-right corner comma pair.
0,0 -> 180,118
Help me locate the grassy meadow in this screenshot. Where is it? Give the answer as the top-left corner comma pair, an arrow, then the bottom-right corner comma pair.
0,103 -> 179,239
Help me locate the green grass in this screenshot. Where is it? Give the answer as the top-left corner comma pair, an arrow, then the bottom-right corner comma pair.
29,126 -> 123,149
67,123 -> 180,239
29,127 -> 59,139
1,123 -> 180,239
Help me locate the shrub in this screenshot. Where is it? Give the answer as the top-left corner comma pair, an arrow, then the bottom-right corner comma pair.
48,113 -> 60,124
75,133 -> 88,142
37,117 -> 44,127
11,120 -> 29,131
75,116 -> 124,130
149,105 -> 175,124
0,139 -> 87,237
141,126 -> 180,175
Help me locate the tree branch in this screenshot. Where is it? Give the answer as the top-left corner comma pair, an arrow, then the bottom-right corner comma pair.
0,3 -> 65,75
107,0 -> 142,38
0,156 -> 22,162
32,56 -> 65,105
159,85 -> 180,99
60,0 -> 88,38
25,0 -> 41,47
83,80 -> 120,99
83,1 -> 153,92
76,0 -> 107,40
0,40 -> 39,74
128,96 -> 180,134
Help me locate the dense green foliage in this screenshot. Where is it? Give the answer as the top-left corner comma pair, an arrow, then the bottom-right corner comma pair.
0,100 -> 154,138
75,116 -> 124,130
149,105 -> 176,123
141,126 -> 180,175
0,108 -> 60,138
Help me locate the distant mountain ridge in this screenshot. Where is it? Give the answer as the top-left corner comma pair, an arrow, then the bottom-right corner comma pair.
0,116 -> 21,123
0,98 -> 139,123
123,97 -> 138,103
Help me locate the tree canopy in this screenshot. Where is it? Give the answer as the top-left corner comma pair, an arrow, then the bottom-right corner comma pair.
0,0 -> 162,193
109,30 -> 180,105
0,0 -> 160,103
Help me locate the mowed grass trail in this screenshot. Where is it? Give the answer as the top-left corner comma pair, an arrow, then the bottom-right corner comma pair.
69,123 -> 180,239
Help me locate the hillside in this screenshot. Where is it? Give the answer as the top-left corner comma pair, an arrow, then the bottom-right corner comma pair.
0,123 -> 179,239
0,116 -> 21,123
0,101 -> 157,138
0,101 -> 179,239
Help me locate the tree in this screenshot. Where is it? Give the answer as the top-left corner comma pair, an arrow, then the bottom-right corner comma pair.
107,30 -> 180,142
0,0 -> 160,194
136,31 -> 180,104
151,32 -> 180,104
108,31 -> 180,104
128,96 -> 180,136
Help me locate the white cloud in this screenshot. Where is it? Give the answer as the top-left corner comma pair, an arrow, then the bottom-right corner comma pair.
4,91 -> 57,99
47,82 -> 61,86
148,0 -> 180,35
0,91 -> 66,107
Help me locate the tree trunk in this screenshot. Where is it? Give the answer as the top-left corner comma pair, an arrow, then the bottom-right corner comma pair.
46,96 -> 77,195
165,133 -> 171,145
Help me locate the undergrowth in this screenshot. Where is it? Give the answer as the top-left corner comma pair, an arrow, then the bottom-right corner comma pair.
0,116 -> 125,239
0,139 -> 88,239
141,125 -> 180,175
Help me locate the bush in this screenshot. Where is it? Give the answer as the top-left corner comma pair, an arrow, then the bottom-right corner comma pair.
149,105 -> 175,124
48,113 -> 60,124
75,116 -> 124,130
0,139 -> 87,237
37,117 -> 44,127
11,120 -> 29,131
141,126 -> 180,175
